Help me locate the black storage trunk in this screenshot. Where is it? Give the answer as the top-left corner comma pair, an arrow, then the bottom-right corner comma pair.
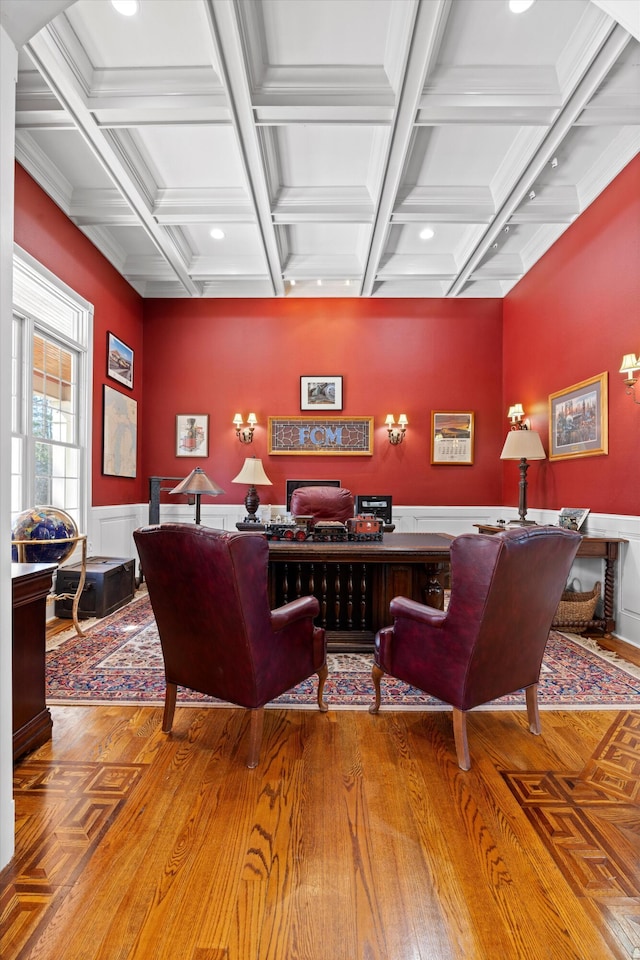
55,556 -> 135,620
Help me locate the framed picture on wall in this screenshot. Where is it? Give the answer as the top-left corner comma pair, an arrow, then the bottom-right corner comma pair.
300,376 -> 343,411
176,414 -> 209,457
102,384 -> 137,477
548,372 -> 608,461
431,411 -> 474,465
107,332 -> 134,389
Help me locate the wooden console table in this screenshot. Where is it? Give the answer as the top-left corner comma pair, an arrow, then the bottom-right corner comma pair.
266,532 -> 454,652
474,525 -> 626,637
12,562 -> 57,761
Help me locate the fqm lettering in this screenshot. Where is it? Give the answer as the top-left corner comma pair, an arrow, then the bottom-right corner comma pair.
298,425 -> 343,445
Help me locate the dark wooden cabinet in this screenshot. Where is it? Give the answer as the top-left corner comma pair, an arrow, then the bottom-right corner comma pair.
12,562 -> 57,761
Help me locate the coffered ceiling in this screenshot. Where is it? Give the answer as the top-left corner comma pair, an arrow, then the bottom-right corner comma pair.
13,0 -> 640,298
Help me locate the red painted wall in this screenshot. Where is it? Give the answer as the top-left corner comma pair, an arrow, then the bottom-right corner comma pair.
16,152 -> 638,517
503,155 -> 640,517
141,298 -> 504,507
14,164 -> 145,506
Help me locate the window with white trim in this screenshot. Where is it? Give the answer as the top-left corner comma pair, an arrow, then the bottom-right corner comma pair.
11,252 -> 92,536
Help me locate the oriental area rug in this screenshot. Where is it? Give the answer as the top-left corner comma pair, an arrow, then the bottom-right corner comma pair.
46,594 -> 640,710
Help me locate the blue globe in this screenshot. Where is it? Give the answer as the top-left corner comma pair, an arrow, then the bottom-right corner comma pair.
12,506 -> 78,564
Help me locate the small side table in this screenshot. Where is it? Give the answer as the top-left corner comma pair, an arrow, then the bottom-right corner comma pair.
473,524 -> 626,637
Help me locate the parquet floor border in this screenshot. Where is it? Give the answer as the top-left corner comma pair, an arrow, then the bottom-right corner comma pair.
2,710 -> 640,959
1,761 -> 144,959
502,711 -> 640,959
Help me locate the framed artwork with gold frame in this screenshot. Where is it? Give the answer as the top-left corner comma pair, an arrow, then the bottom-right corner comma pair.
548,373 -> 608,461
269,416 -> 372,455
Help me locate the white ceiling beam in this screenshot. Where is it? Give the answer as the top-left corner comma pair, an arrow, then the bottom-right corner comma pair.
447,23 -> 632,297
25,25 -> 202,297
360,0 -> 452,297
204,0 -> 285,297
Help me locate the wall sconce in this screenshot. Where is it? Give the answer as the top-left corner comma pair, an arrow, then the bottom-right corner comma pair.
507,403 -> 529,429
233,412 -> 257,443
385,414 -> 408,444
619,354 -> 640,404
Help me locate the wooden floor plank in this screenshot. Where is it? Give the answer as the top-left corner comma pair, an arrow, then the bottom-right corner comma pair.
353,712 -> 459,959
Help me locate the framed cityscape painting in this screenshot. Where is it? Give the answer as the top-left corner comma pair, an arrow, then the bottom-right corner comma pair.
548,372 -> 608,461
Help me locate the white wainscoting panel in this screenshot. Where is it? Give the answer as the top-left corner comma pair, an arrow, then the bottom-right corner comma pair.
86,503 -> 640,648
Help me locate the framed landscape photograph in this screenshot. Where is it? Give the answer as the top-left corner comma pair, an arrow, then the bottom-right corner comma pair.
300,376 -> 343,411
549,372 -> 608,462
431,411 -> 474,465
176,414 -> 209,457
107,332 -> 134,389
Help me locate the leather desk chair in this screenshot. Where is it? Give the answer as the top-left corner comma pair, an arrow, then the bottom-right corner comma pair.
134,523 -> 327,767
370,525 -> 581,769
289,485 -> 355,527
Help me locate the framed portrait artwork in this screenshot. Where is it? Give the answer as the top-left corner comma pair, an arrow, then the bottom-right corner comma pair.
107,332 -> 134,389
431,411 -> 474,465
102,384 -> 137,478
548,372 -> 608,461
300,376 -> 343,411
176,414 -> 209,457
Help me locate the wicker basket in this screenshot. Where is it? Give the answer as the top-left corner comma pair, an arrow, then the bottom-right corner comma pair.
552,580 -> 601,628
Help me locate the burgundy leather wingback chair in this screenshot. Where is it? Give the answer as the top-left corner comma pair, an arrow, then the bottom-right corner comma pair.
134,524 -> 327,768
370,526 -> 581,769
289,486 -> 354,526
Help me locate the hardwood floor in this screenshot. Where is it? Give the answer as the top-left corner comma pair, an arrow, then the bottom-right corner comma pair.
2,703 -> 639,959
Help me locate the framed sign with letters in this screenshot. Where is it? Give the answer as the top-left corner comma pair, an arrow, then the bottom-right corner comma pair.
268,417 -> 373,455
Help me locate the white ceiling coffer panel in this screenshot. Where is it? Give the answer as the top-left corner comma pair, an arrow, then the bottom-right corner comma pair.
12,0 -> 638,298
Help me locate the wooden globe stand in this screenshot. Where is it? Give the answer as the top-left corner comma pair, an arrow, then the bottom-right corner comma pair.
12,533 -> 88,638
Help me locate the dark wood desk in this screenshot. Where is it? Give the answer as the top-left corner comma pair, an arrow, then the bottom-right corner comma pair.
267,533 -> 454,651
12,562 -> 57,761
474,525 -> 626,637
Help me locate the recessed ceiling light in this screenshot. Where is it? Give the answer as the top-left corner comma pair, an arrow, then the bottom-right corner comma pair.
111,0 -> 139,15
419,227 -> 435,240
509,0 -> 535,13
289,279 -> 296,286
317,279 -> 322,287
210,228 -> 225,240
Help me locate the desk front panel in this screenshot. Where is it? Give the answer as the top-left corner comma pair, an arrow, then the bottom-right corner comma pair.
267,533 -> 452,651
